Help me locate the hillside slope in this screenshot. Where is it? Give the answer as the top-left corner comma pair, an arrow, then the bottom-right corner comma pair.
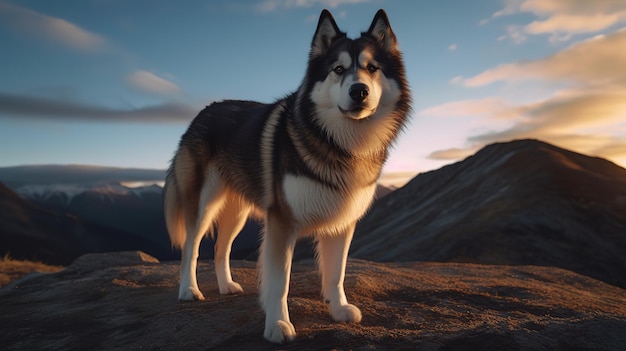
352,139 -> 626,288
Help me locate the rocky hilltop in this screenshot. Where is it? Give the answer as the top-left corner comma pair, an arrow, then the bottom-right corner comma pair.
1,251 -> 625,350
352,139 -> 626,289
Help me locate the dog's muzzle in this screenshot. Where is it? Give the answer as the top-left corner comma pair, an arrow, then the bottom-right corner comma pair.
349,83 -> 369,103
338,83 -> 376,118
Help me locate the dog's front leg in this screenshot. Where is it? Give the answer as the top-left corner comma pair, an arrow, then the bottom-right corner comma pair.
258,211 -> 297,343
317,224 -> 362,323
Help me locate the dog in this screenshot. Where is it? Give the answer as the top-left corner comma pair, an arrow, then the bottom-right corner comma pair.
163,9 -> 410,343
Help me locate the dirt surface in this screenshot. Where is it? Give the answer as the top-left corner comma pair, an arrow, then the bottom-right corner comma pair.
1,251 -> 625,350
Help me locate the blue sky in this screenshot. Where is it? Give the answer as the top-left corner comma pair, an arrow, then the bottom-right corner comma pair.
1,0 -> 626,184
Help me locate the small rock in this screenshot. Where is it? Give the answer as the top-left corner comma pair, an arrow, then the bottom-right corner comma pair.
68,251 -> 159,272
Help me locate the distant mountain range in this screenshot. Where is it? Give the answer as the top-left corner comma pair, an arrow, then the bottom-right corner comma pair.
0,165 -> 166,187
1,140 -> 625,290
0,165 -> 261,263
0,182 -> 166,265
351,139 -> 626,289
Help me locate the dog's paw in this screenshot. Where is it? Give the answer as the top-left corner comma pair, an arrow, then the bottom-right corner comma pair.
219,281 -> 244,295
330,303 -> 362,323
264,320 -> 296,344
178,287 -> 205,301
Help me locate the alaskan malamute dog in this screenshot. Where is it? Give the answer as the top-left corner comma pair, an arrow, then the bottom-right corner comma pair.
164,9 -> 410,343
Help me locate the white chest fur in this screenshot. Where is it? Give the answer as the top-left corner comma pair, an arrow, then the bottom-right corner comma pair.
282,174 -> 376,233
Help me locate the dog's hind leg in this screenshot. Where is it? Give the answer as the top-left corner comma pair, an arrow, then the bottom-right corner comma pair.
214,192 -> 249,294
178,170 -> 227,301
316,224 -> 362,323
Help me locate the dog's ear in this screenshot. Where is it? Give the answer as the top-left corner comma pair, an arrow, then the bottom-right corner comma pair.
310,9 -> 345,57
366,9 -> 397,50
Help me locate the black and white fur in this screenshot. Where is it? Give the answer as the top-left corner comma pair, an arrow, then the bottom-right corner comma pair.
163,9 -> 410,343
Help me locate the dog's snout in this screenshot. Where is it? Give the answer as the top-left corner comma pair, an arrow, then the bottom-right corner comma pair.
349,83 -> 369,103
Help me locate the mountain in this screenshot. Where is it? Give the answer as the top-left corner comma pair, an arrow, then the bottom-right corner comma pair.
351,139 -> 626,288
14,182 -> 261,261
0,182 -> 167,265
0,165 -> 166,187
16,182 -> 173,255
0,165 -> 261,261
0,182 -> 84,264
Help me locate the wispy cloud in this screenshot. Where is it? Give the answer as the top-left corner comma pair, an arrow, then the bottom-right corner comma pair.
0,3 -> 190,118
485,0 -> 626,42
497,25 -> 527,44
430,26 -> 626,167
420,98 -> 511,118
256,0 -> 372,13
461,27 -> 626,88
127,71 -> 182,96
0,1 -> 108,52
0,92 -> 198,124
427,89 -> 626,165
465,89 -> 626,143
428,147 -> 477,161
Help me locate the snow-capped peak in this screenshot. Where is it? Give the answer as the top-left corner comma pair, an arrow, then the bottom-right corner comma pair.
14,182 -> 163,205
16,183 -> 89,204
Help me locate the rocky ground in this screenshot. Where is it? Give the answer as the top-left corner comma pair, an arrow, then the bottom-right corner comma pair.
1,251 -> 625,350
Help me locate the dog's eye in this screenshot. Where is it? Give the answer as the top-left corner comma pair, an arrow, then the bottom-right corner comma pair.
367,64 -> 379,73
333,66 -> 345,75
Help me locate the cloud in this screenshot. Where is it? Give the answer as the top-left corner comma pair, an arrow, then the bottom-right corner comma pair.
378,172 -> 418,188
0,1 -> 108,52
438,2 -> 626,168
462,27 -> 626,88
426,88 -> 626,166
427,148 -> 476,161
469,89 -> 626,140
526,13 -> 623,35
486,0 -> 626,42
444,94 -> 626,166
497,25 -> 527,43
432,26 -> 626,166
449,76 -> 464,85
419,98 -> 511,118
448,44 -> 458,51
127,71 -> 182,96
490,0 -> 523,19
0,92 -> 198,123
256,0 -> 372,13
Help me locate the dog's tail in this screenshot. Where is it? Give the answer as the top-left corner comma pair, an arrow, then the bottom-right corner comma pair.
163,161 -> 186,249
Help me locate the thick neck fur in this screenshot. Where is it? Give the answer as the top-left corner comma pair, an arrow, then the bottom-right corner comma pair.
289,90 -> 392,189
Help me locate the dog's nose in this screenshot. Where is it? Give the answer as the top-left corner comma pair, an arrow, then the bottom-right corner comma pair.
349,83 -> 369,103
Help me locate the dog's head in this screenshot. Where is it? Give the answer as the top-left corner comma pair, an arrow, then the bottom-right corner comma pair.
302,9 -> 408,122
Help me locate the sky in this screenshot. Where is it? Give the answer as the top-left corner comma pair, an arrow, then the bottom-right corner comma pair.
1,0 -> 626,185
